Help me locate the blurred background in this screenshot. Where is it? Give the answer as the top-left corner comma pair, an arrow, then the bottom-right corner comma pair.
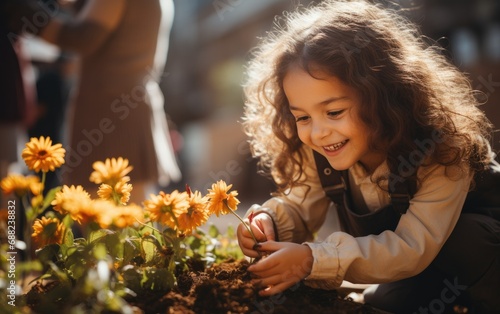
3,0 -> 500,214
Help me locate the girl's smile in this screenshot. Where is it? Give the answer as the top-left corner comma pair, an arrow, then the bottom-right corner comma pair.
323,139 -> 349,153
284,66 -> 385,173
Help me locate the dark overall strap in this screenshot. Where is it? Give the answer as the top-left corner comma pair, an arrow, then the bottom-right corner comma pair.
463,158 -> 500,220
389,176 -> 412,215
312,151 -> 346,205
313,151 -> 355,234
313,151 -> 415,236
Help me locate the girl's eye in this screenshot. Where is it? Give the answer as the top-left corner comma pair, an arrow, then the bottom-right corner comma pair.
295,115 -> 309,123
327,110 -> 345,118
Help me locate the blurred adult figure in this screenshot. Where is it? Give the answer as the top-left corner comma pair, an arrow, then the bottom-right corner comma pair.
33,0 -> 181,202
0,8 -> 37,178
0,8 -> 39,251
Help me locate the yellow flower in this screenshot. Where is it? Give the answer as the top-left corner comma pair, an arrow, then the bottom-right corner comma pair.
78,199 -> 107,225
29,180 -> 44,196
32,217 -> 66,247
31,194 -> 44,209
176,190 -> 209,235
90,199 -> 116,228
1,174 -> 40,196
97,184 -> 113,201
97,179 -> 133,205
99,203 -> 144,229
22,136 -> 65,173
206,180 -> 240,216
89,157 -> 133,186
144,190 -> 189,229
51,185 -> 92,222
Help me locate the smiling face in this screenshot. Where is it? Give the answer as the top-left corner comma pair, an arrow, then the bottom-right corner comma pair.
283,66 -> 386,173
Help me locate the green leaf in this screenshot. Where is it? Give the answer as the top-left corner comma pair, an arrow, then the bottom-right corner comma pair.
40,186 -> 62,212
62,213 -> 74,229
16,260 -> 43,275
208,224 -> 219,238
25,205 -> 36,222
122,226 -> 141,238
28,272 -> 56,285
122,237 -> 139,266
122,267 -> 142,293
48,261 -> 70,283
35,244 -> 60,264
66,251 -> 87,280
63,243 -> 87,280
96,232 -> 121,260
93,243 -> 107,260
89,228 -> 114,243
63,227 -> 74,247
162,228 -> 177,244
141,267 -> 176,291
141,237 -> 156,264
187,235 -> 203,251
226,225 -> 236,238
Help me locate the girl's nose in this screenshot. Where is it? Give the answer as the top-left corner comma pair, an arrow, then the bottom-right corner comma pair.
311,120 -> 330,140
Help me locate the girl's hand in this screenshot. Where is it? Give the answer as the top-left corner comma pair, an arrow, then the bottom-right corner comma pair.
237,212 -> 275,257
247,241 -> 313,296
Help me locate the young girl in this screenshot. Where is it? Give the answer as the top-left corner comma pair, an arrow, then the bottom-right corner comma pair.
237,1 -> 499,313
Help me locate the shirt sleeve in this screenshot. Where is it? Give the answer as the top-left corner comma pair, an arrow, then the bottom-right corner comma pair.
40,0 -> 126,56
304,163 -> 471,288
244,148 -> 332,243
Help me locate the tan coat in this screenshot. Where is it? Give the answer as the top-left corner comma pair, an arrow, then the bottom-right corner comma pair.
245,147 -> 471,288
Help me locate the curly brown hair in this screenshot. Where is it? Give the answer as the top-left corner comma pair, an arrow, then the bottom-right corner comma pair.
242,0 -> 493,193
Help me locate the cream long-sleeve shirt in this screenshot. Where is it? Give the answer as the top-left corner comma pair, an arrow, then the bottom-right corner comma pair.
245,147 -> 471,289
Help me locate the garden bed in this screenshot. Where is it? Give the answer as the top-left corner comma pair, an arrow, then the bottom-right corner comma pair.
25,258 -> 389,314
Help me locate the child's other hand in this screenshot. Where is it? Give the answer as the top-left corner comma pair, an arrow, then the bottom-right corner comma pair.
237,212 -> 275,257
247,241 -> 313,296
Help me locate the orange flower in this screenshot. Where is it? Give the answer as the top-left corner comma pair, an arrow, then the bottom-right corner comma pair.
97,184 -> 113,201
32,217 -> 66,247
31,194 -> 44,209
176,190 -> 209,235
98,203 -> 144,229
1,174 -> 40,196
206,180 -> 240,216
76,200 -> 104,225
89,157 -> 133,186
143,190 -> 189,229
97,179 -> 133,205
51,185 -> 92,222
29,180 -> 44,196
22,136 -> 65,173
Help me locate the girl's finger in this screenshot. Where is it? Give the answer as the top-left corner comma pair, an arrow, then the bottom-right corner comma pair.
252,240 -> 283,253
249,223 -> 267,242
258,281 -> 296,297
241,247 -> 261,258
240,235 -> 256,249
254,217 -> 276,241
247,255 -> 280,275
240,240 -> 261,257
251,273 -> 282,288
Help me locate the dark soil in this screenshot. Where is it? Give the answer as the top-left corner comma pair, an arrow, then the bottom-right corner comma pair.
126,258 -> 389,314
24,258 -> 389,314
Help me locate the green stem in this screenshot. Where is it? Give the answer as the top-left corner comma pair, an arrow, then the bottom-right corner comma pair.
136,218 -> 172,249
223,199 -> 258,245
135,219 -> 163,235
41,171 -> 46,187
34,171 -> 47,217
112,190 -> 122,206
